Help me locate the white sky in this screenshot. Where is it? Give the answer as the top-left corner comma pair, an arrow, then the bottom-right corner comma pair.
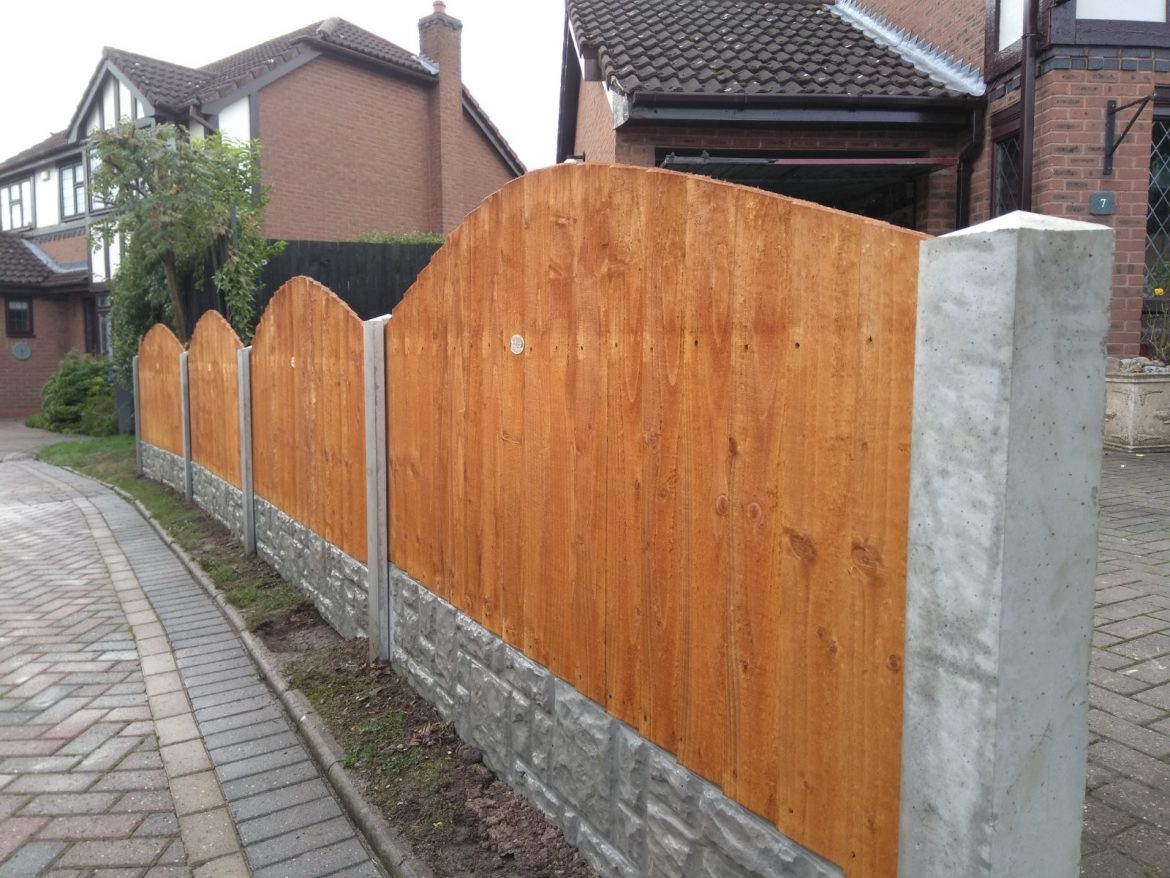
0,1 -> 566,171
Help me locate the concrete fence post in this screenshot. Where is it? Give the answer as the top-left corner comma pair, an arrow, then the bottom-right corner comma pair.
363,315 -> 391,661
132,355 -> 143,476
237,346 -> 256,555
899,212 -> 1113,878
179,350 -> 193,502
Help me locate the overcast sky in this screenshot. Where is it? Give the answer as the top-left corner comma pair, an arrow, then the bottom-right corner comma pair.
0,1 -> 566,170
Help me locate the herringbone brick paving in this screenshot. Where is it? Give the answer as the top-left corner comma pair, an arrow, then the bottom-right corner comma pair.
0,460 -> 384,877
1083,453 -> 1170,878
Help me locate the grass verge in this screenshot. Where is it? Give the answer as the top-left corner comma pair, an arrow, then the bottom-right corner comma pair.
39,436 -> 306,629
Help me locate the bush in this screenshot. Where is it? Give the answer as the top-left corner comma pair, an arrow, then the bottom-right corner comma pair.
39,353 -> 118,436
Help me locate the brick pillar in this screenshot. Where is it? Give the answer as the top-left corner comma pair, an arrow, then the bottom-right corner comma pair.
419,1 -> 465,234
1030,69 -> 1154,356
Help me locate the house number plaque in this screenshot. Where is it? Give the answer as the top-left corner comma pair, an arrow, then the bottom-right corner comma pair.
1090,192 -> 1116,216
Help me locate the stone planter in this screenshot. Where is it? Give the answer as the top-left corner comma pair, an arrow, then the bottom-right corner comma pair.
1104,372 -> 1170,452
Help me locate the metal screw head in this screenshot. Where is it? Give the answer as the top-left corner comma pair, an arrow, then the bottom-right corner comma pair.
510,334 -> 525,355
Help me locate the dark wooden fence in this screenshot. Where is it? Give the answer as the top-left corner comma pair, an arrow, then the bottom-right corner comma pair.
259,240 -> 441,320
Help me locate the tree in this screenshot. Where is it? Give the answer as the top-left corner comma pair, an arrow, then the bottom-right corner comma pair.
89,122 -> 282,367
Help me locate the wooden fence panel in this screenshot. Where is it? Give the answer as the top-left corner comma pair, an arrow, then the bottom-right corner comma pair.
137,324 -> 183,455
251,276 -> 366,562
386,163 -> 921,878
187,312 -> 242,488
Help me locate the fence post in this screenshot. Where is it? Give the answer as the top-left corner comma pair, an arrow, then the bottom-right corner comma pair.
363,315 -> 391,661
132,355 -> 143,476
237,347 -> 256,554
899,213 -> 1112,877
179,350 -> 193,502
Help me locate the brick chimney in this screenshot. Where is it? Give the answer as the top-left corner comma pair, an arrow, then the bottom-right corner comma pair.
419,1 -> 464,233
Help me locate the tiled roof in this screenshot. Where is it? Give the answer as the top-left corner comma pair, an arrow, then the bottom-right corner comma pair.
566,0 -> 968,99
0,235 -> 51,286
0,131 -> 72,178
0,235 -> 86,290
104,48 -> 213,109
197,19 -> 432,103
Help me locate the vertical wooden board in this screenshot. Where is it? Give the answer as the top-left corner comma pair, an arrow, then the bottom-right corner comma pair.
390,274 -> 433,576
602,168 -> 648,729
494,184 -> 527,648
724,191 -> 788,816
459,211 -> 491,629
790,205 -> 866,869
387,296 -> 416,572
678,175 -> 736,784
428,252 -> 452,597
638,171 -> 692,755
849,223 -> 917,878
519,171 -> 555,671
349,302 -> 367,562
561,167 -> 607,701
445,228 -> 469,614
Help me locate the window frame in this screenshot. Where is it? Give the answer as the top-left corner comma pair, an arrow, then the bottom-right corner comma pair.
59,161 -> 86,220
990,104 -> 1024,218
2,178 -> 34,231
5,297 -> 34,338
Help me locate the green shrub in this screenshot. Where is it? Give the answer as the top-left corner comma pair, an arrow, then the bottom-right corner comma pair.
39,353 -> 118,436
24,412 -> 47,429
353,231 -> 445,245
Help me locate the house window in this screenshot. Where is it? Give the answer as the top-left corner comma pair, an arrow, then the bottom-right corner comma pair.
5,298 -> 33,337
998,0 -> 1025,49
993,134 -> 1022,217
60,162 -> 86,219
1,179 -> 33,231
88,152 -> 106,212
1078,0 -> 1167,21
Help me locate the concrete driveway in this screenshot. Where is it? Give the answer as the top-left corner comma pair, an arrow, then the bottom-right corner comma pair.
0,419 -> 82,461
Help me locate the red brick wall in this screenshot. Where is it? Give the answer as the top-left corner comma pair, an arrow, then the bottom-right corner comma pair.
0,294 -> 88,418
574,81 -> 616,162
972,63 -> 1157,355
613,124 -> 967,235
35,233 -> 88,267
259,57 -> 435,240
856,0 -> 986,71
461,113 -> 517,217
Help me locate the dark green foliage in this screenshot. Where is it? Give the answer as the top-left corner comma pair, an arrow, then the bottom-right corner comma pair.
89,122 -> 283,369
38,353 -> 117,435
353,231 -> 445,245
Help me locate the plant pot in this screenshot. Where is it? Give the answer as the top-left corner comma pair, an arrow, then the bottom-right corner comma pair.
1104,372 -> 1170,452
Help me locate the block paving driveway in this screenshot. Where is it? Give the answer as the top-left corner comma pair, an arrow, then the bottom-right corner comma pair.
0,424 -> 1169,876
1083,452 -> 1170,878
0,456 -> 384,877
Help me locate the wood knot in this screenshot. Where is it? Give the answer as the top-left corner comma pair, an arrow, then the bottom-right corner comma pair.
785,530 -> 817,563
887,654 -> 902,672
747,502 -> 762,523
715,495 -> 729,516
851,543 -> 882,576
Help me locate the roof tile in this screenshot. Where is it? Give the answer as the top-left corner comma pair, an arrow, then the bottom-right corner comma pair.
566,0 -> 964,99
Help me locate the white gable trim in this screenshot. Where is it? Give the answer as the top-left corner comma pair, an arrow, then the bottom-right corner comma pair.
67,61 -> 157,143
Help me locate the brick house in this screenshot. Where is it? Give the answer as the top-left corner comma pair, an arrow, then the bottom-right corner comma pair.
0,234 -> 91,418
0,2 -> 523,417
557,0 -> 1168,355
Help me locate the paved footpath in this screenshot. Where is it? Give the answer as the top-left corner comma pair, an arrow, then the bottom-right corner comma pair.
0,459 -> 385,877
1083,452 -> 1170,878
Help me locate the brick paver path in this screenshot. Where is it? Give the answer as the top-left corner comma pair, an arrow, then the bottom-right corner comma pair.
1083,452 -> 1170,878
0,460 -> 384,877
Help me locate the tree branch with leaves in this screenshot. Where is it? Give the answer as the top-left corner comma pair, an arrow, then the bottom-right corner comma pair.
89,122 -> 282,368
